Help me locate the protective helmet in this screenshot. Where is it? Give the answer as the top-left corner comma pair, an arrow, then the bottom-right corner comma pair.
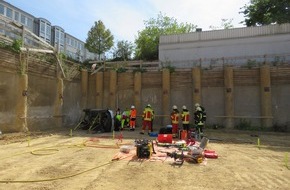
147,104 -> 151,107
195,103 -> 200,107
182,105 -> 187,110
131,105 -> 135,109
172,105 -> 177,109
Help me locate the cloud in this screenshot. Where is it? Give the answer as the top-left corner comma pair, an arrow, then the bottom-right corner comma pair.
148,0 -> 249,30
5,0 -> 250,43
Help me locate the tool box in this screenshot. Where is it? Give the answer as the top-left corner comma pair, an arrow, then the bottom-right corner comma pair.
157,134 -> 173,143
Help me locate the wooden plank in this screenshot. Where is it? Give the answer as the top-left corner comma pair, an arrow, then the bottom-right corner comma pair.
20,47 -> 54,53
215,115 -> 273,119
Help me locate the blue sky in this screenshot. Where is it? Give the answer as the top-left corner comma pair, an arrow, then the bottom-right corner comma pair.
5,0 -> 250,43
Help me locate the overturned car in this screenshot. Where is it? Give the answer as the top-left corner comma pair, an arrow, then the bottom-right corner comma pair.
75,109 -> 113,133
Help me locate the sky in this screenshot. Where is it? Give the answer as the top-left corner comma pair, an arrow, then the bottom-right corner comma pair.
5,0 -> 250,43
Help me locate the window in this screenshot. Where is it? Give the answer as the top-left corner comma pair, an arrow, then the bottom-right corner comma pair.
79,43 -> 83,50
20,14 -> 26,25
70,39 -> 73,46
6,7 -> 12,18
0,4 -> 4,15
14,11 -> 19,21
27,18 -> 33,29
40,21 -> 45,33
60,32 -> 64,45
46,24 -> 51,39
55,29 -> 59,40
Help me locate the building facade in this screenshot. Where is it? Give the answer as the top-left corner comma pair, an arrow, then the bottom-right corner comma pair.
0,0 -> 98,61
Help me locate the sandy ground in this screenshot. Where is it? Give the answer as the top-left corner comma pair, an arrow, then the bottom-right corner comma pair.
0,128 -> 289,190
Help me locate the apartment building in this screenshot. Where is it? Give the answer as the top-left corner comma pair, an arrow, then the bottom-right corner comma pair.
0,0 -> 98,61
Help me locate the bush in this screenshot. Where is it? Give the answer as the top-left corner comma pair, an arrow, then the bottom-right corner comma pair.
272,123 -> 289,132
11,39 -> 22,53
0,39 -> 22,53
115,67 -> 127,73
235,119 -> 254,130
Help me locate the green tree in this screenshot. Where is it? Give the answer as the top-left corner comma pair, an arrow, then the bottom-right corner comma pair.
209,18 -> 234,30
85,20 -> 114,60
112,40 -> 134,61
241,0 -> 290,26
135,12 -> 196,61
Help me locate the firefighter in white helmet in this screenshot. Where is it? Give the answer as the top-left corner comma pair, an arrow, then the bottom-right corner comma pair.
129,105 -> 137,131
181,105 -> 190,132
140,104 -> 154,135
194,103 -> 206,139
170,105 -> 179,137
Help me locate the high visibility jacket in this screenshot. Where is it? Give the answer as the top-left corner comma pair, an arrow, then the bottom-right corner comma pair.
115,114 -> 122,121
171,111 -> 179,124
130,108 -> 137,119
122,110 -> 130,120
143,108 -> 154,121
194,111 -> 204,125
181,110 -> 190,124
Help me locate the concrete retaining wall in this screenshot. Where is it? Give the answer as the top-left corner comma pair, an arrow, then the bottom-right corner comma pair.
1,49 -> 290,133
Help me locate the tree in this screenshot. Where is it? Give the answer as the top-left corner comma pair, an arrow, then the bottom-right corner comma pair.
240,0 -> 290,26
209,18 -> 234,30
85,20 -> 114,60
135,12 -> 196,61
112,40 -> 134,61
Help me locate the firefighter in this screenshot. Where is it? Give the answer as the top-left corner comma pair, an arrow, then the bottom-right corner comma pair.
151,106 -> 155,132
194,105 -> 206,139
121,107 -> 130,130
170,105 -> 179,138
140,104 -> 154,135
181,105 -> 190,132
114,108 -> 122,131
129,105 -> 137,131
195,103 -> 207,122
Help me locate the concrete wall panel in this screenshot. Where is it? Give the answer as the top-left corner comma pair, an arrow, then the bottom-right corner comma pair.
234,86 -> 261,126
0,72 -> 18,132
271,85 -> 290,125
63,80 -> 82,127
202,87 -> 225,126
27,75 -> 57,131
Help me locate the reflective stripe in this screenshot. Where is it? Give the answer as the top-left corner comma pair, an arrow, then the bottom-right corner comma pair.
198,121 -> 204,125
171,113 -> 179,124
143,109 -> 153,121
182,111 -> 190,124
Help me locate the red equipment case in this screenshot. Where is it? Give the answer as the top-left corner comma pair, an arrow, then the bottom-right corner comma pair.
157,134 -> 173,143
204,150 -> 218,159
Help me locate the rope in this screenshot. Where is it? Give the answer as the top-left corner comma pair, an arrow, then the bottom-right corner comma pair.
0,154 -> 132,183
0,140 -> 131,183
30,148 -> 59,155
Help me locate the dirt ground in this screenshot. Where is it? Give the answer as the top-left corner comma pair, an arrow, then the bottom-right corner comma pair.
0,128 -> 289,190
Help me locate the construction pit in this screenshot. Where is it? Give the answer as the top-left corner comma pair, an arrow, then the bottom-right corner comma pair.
0,128 -> 289,190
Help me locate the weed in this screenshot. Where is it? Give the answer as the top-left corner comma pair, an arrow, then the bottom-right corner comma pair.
115,67 -> 127,73
273,123 -> 289,132
235,119 -> 254,130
